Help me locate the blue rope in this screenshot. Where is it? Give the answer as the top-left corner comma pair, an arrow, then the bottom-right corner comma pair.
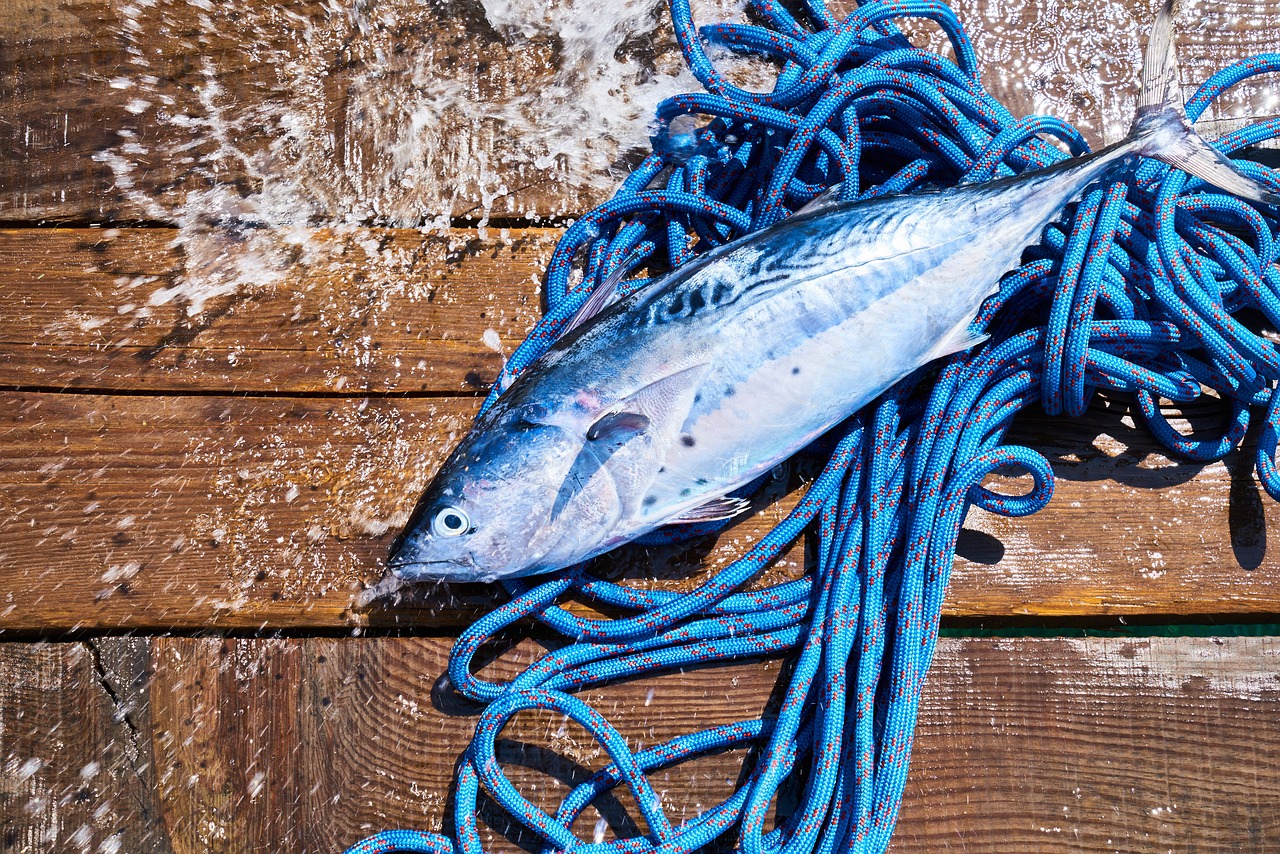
347,2 -> 1280,851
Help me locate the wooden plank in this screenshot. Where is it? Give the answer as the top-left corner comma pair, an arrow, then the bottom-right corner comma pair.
0,637 -> 171,852
0,392 -> 493,630
901,635 -> 1280,850
3,389 -> 1280,630
145,635 -> 750,852
0,228 -> 552,395
2,227 -> 1279,630
1,0 -> 1276,223
952,396 -> 1280,618
0,391 -> 807,631
4,636 -> 1279,850
0,0 -> 665,223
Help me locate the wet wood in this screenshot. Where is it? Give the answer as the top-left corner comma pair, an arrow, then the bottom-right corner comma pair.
3,635 -> 1278,851
0,227 -> 551,395
0,390 -> 808,631
0,0 -> 676,223
5,0 -> 1278,848
1,0 -> 1276,224
3,228 -> 1280,629
900,635 -> 1280,851
2,387 -> 1280,631
0,637 -> 171,852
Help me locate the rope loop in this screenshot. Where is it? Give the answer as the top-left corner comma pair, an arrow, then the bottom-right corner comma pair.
961,446 -> 1056,517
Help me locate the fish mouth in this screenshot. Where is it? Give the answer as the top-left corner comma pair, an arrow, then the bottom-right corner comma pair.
386,553 -> 479,582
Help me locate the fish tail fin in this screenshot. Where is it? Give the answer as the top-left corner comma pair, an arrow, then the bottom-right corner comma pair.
1126,0 -> 1279,204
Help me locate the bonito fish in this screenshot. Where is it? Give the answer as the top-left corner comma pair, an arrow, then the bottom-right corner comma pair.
389,1 -> 1277,582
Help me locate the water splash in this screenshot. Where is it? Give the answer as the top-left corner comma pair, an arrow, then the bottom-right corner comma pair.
93,0 -> 735,313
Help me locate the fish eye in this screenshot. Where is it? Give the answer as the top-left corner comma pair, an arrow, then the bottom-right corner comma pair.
431,507 -> 471,538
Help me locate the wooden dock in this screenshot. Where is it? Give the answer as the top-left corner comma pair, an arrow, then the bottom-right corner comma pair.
2,0 -> 1280,850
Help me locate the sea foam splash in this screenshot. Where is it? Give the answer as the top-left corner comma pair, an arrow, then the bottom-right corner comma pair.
95,0 -> 749,311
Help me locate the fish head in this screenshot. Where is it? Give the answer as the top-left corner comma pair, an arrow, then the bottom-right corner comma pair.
386,403 -> 618,582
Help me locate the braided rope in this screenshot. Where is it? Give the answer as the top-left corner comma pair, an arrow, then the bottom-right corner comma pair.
347,2 -> 1280,852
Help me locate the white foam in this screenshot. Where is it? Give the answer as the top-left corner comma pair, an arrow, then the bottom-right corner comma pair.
102,0 -> 759,316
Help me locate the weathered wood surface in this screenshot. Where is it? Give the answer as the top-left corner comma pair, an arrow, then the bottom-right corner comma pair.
4,0 -> 1279,850
4,383 -> 1280,630
1,0 -> 1276,223
3,225 -> 1280,629
3,635 -> 1278,852
3,386 -> 1280,630
0,637 -> 168,852
902,635 -> 1280,851
0,228 -> 551,395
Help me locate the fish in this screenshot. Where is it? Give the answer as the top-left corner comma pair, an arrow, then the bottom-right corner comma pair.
387,0 -> 1278,583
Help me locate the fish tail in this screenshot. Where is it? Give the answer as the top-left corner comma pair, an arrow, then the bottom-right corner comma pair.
1126,0 -> 1279,204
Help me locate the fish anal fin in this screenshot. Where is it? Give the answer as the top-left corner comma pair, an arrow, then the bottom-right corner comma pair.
929,323 -> 989,360
668,495 -> 751,524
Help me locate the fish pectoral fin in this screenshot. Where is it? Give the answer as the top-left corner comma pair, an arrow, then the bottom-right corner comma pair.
588,362 -> 713,449
587,410 -> 650,447
668,495 -> 751,524
583,363 -> 713,515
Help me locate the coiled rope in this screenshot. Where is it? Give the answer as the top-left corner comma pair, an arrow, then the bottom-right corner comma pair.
347,1 -> 1280,851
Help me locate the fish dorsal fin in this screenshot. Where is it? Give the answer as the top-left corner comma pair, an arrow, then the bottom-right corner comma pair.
561,261 -> 632,337
668,495 -> 750,524
795,183 -> 844,217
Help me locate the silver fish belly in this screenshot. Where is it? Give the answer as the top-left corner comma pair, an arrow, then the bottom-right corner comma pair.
387,156 -> 1143,581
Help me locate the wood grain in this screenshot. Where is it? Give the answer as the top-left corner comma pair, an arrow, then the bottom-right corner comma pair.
1,235 -> 1278,631
0,637 -> 171,852
2,387 -> 1280,630
0,390 -> 804,631
0,392 -> 488,630
900,635 -> 1280,851
951,395 -> 1280,619
0,0 -> 674,223
1,0 -> 1276,223
0,227 -> 554,395
4,635 -> 1279,851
